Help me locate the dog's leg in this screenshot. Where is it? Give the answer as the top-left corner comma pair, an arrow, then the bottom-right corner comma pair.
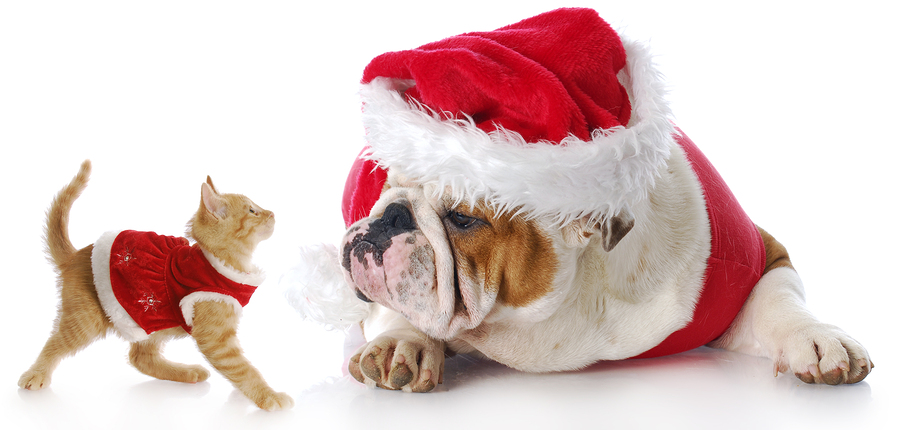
349,305 -> 445,392
128,328 -> 210,383
19,247 -> 111,390
711,228 -> 872,384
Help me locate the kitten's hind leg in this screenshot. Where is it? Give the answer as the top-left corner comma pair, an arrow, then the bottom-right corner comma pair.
129,328 -> 210,383
18,329 -> 98,390
19,247 -> 111,390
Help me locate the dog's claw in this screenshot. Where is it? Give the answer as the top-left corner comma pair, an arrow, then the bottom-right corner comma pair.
389,363 -> 414,388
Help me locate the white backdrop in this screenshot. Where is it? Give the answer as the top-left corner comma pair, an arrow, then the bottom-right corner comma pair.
2,1 -> 897,429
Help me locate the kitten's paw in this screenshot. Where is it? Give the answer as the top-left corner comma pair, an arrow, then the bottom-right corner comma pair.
257,391 -> 294,411
348,331 -> 444,393
18,370 -> 51,390
181,365 -> 210,383
777,323 -> 873,384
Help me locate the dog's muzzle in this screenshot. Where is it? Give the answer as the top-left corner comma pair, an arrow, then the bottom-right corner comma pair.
343,201 -> 418,303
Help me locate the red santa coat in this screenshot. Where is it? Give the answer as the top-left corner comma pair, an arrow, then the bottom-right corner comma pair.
630,130 -> 766,359
92,230 -> 263,342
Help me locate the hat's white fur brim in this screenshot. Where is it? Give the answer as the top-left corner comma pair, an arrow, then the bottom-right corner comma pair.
359,37 -> 674,226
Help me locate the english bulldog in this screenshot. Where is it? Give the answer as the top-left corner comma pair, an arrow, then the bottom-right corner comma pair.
319,8 -> 873,392
341,156 -> 872,392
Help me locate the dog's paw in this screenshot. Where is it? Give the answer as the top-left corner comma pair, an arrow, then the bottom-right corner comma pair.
776,323 -> 873,385
348,332 -> 444,392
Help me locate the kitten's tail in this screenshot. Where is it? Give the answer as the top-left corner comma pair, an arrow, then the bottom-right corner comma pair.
44,160 -> 92,268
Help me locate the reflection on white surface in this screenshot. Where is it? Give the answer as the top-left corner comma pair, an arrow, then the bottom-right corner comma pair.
2,1 -> 897,429
8,316 -> 891,430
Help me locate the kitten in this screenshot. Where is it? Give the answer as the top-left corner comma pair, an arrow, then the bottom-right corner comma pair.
18,160 -> 293,411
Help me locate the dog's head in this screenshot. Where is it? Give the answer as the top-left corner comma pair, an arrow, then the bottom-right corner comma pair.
339,10 -> 676,340
340,171 -> 634,340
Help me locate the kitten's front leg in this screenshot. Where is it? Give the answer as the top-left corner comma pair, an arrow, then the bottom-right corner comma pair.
191,301 -> 293,411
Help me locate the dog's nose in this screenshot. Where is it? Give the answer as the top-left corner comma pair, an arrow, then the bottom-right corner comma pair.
381,202 -> 416,231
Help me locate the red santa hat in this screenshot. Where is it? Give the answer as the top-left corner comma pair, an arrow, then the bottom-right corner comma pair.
342,7 -> 675,227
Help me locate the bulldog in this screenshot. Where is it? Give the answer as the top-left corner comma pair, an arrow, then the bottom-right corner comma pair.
341,153 -> 872,392
314,8 -> 873,392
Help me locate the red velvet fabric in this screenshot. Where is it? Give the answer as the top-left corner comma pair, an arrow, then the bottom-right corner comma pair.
342,148 -> 387,228
108,230 -> 258,334
631,131 -> 765,359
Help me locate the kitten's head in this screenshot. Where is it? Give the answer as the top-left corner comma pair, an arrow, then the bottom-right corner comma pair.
187,176 -> 275,259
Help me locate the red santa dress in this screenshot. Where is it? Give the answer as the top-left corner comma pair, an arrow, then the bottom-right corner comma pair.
92,230 -> 263,342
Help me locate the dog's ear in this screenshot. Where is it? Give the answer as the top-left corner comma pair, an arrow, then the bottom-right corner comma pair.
562,217 -> 597,248
598,209 -> 635,252
562,208 -> 635,251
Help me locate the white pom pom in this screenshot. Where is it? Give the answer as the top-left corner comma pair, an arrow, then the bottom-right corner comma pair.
282,243 -> 370,330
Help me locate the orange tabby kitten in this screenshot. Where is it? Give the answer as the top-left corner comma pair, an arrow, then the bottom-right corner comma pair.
18,160 -> 293,411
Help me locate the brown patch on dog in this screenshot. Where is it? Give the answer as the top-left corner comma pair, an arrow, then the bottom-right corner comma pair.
444,204 -> 557,308
757,226 -> 794,274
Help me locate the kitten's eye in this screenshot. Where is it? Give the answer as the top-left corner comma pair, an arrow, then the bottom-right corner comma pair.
249,208 -> 256,214
447,211 -> 478,229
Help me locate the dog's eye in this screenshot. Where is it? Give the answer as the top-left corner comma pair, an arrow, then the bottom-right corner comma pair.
448,211 -> 477,229
249,208 -> 256,214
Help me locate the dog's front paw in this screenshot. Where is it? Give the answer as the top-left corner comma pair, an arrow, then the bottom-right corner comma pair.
777,323 -> 873,384
349,331 -> 444,392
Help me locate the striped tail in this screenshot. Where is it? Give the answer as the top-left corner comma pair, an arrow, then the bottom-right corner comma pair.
44,160 -> 91,268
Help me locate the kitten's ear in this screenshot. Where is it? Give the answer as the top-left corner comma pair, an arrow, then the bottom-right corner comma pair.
205,176 -> 219,194
201,182 -> 227,219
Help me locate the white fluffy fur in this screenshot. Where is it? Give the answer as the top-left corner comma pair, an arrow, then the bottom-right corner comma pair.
359,37 -> 674,227
201,248 -> 265,286
282,244 -> 370,331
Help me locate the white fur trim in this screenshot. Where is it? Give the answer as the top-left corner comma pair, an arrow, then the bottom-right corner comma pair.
180,291 -> 243,327
92,230 -> 150,342
281,243 -> 370,330
360,37 -> 673,226
200,249 -> 265,286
